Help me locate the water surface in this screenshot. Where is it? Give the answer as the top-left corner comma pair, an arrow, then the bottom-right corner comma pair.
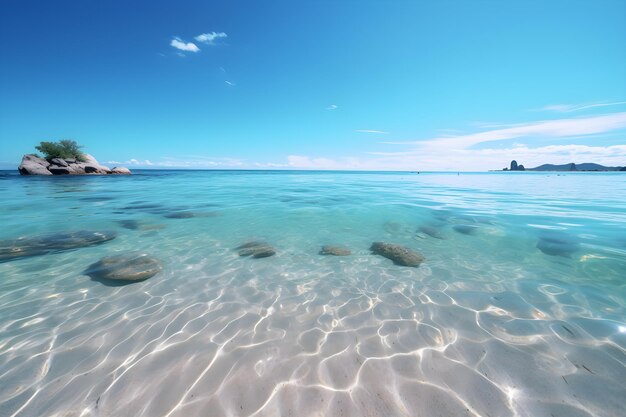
0,170 -> 625,417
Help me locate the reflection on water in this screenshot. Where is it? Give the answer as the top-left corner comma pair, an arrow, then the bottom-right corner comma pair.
0,170 -> 625,417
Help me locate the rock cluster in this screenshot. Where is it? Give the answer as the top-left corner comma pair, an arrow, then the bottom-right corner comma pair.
370,242 -> 425,267
18,154 -> 131,176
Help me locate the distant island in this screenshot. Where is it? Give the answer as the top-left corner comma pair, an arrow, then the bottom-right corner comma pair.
18,140 -> 131,176
500,160 -> 626,172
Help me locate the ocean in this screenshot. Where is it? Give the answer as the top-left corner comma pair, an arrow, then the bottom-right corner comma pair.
0,170 -> 625,417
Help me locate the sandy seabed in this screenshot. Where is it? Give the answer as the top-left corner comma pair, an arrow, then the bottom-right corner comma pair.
1,236 -> 624,417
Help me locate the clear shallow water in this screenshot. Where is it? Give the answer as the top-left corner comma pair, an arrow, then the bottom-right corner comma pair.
0,170 -> 625,417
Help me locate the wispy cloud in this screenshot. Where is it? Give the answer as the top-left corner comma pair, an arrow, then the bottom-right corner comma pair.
195,32 -> 227,45
356,129 -> 388,134
107,159 -> 154,166
170,37 -> 200,52
284,108 -> 626,171
287,155 -> 361,170
156,156 -> 244,168
366,144 -> 626,171
109,156 -> 243,168
225,80 -> 235,86
391,112 -> 626,150
254,162 -> 289,168
538,101 -> 626,113
326,104 -> 338,110
282,143 -> 626,172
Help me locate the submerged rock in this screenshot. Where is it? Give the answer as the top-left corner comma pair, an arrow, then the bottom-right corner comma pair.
418,225 -> 445,239
320,245 -> 352,256
117,219 -> 141,230
453,224 -> 479,235
0,230 -> 117,262
236,241 -> 276,258
163,211 -> 219,219
85,253 -> 162,282
117,219 -> 165,231
164,211 -> 197,219
370,242 -> 424,267
537,232 -> 580,257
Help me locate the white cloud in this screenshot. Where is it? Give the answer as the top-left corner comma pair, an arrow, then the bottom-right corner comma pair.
539,101 -> 626,113
282,144 -> 626,172
254,162 -> 289,168
326,104 -> 338,110
110,157 -> 243,168
116,159 -> 154,166
391,112 -> 626,150
356,129 -> 388,134
282,109 -> 626,171
195,32 -> 227,44
170,37 -> 200,52
107,159 -> 153,166
225,80 -> 235,86
286,155 -> 364,170
157,156 -> 244,168
408,144 -> 626,171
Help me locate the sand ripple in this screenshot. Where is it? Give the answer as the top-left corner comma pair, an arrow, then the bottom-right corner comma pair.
0,245 -> 624,417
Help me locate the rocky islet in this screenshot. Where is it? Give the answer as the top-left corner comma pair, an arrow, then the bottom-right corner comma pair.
18,153 -> 131,176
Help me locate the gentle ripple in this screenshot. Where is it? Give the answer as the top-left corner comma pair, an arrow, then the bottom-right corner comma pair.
0,170 -> 625,417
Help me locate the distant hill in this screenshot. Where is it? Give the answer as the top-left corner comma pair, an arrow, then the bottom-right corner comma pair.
501,161 -> 625,171
528,162 -> 624,171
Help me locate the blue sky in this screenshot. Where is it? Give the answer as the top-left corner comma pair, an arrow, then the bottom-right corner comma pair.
1,0 -> 625,170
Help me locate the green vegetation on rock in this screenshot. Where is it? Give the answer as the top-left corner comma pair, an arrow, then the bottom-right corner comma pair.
35,140 -> 86,162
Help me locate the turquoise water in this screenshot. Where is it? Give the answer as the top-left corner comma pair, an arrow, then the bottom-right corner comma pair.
0,170 -> 625,417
